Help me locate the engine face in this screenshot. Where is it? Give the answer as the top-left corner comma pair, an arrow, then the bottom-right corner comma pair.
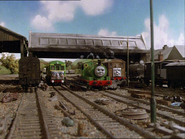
113,68 -> 121,77
51,71 -> 64,79
94,66 -> 106,77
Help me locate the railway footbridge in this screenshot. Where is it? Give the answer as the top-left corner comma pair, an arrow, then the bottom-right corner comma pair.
0,26 -> 150,63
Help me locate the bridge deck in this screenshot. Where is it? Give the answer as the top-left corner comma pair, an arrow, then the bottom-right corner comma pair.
29,32 -> 149,59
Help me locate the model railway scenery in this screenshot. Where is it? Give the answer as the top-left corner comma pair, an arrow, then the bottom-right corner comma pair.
0,1 -> 184,139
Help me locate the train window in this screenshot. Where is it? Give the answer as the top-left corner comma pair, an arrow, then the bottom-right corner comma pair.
56,65 -> 60,70
51,66 -> 55,70
61,66 -> 64,70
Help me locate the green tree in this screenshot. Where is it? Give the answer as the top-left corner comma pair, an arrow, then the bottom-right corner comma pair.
76,62 -> 83,69
65,60 -> 72,67
40,59 -> 48,70
0,54 -> 18,74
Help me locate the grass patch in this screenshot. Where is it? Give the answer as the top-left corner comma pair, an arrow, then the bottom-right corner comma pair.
0,65 -> 11,74
71,59 -> 93,66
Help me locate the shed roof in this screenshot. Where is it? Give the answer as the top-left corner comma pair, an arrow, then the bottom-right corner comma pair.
0,25 -> 28,53
165,61 -> 185,67
0,25 -> 27,41
154,45 -> 183,61
154,45 -> 173,60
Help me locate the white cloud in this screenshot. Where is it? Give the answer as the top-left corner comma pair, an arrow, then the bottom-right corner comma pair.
0,22 -> 5,27
142,14 -> 184,50
31,0 -> 113,31
158,15 -> 169,31
80,0 -> 113,16
31,15 -> 53,31
176,33 -> 185,45
98,29 -> 117,36
41,1 -> 76,22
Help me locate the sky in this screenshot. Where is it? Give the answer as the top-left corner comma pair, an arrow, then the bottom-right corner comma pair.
0,0 -> 184,61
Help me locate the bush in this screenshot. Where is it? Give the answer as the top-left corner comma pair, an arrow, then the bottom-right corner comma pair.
0,54 -> 18,74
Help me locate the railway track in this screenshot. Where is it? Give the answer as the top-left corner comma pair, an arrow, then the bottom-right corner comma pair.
1,75 -> 183,138
54,85 -> 157,138
0,80 -> 20,95
97,90 -> 185,138
62,78 -> 185,138
104,90 -> 185,124
0,84 -> 22,130
4,89 -> 61,139
65,77 -> 88,91
0,88 -> 22,139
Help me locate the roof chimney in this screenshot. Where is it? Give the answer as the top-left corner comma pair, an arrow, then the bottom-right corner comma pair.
163,45 -> 168,50
158,51 -> 163,61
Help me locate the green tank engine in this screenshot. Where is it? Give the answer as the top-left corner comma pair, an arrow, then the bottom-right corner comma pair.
80,60 -> 112,88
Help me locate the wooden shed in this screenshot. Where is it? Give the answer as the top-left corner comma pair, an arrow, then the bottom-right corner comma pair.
0,25 -> 28,57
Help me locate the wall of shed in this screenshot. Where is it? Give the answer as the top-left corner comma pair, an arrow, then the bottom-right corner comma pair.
167,47 -> 183,60
0,30 -> 20,41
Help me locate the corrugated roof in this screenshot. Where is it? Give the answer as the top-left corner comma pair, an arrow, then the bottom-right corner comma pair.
166,61 -> 185,67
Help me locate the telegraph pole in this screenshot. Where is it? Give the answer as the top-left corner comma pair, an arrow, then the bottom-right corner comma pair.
150,0 -> 156,123
127,37 -> 129,87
